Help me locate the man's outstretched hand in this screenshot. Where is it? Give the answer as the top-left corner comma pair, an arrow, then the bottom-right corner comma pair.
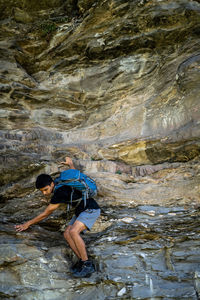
60,157 -> 75,169
15,222 -> 30,232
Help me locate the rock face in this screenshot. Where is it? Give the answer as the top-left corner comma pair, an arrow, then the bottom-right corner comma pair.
0,0 -> 200,201
0,0 -> 200,299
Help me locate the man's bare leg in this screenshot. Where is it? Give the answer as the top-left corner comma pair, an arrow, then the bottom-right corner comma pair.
64,221 -> 88,261
64,225 -> 81,258
64,220 -> 95,277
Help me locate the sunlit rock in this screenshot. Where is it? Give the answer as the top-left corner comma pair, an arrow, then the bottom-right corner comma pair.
0,0 -> 200,298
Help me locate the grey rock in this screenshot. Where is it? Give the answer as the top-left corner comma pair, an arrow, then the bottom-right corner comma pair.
0,0 -> 200,299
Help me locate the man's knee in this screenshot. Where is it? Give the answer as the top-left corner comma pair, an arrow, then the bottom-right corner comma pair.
70,221 -> 87,237
64,226 -> 72,240
69,227 -> 79,238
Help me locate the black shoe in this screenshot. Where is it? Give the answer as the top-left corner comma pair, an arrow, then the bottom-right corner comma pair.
73,260 -> 95,278
70,259 -> 83,273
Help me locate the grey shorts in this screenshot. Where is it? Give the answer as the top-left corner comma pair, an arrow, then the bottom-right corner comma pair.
68,209 -> 101,231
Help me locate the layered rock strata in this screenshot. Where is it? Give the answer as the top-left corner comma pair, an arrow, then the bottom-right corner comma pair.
0,0 -> 200,298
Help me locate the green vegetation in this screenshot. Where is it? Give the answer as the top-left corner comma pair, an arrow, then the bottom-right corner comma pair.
40,21 -> 57,35
116,170 -> 122,174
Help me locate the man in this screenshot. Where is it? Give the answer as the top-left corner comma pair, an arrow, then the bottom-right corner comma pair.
15,157 -> 101,278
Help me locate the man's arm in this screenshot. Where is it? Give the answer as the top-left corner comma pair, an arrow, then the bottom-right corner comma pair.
60,156 -> 75,169
15,203 -> 60,232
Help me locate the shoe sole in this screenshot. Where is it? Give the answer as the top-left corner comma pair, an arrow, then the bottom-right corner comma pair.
73,269 -> 95,278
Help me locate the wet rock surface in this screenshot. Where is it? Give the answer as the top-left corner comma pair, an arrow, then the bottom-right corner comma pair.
1,203 -> 200,299
0,0 -> 200,298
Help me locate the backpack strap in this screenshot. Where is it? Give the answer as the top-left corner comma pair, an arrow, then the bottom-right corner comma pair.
67,196 -> 82,212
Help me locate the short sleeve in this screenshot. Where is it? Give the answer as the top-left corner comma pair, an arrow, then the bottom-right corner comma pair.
50,187 -> 71,204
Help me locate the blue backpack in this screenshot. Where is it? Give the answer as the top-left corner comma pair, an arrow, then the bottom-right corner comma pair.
54,169 -> 97,208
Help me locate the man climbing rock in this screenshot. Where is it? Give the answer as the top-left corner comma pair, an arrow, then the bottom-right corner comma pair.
15,157 -> 101,278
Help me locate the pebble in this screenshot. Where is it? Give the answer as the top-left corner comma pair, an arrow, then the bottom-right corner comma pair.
113,276 -> 122,282
117,287 -> 126,296
168,213 -> 176,216
143,210 -> 156,216
120,217 -> 134,223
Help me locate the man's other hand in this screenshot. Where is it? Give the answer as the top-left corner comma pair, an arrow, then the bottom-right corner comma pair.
15,222 -> 30,232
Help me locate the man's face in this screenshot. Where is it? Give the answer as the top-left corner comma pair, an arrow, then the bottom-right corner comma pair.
40,182 -> 54,196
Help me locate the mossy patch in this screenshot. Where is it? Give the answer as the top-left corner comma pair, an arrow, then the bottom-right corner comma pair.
40,21 -> 58,36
